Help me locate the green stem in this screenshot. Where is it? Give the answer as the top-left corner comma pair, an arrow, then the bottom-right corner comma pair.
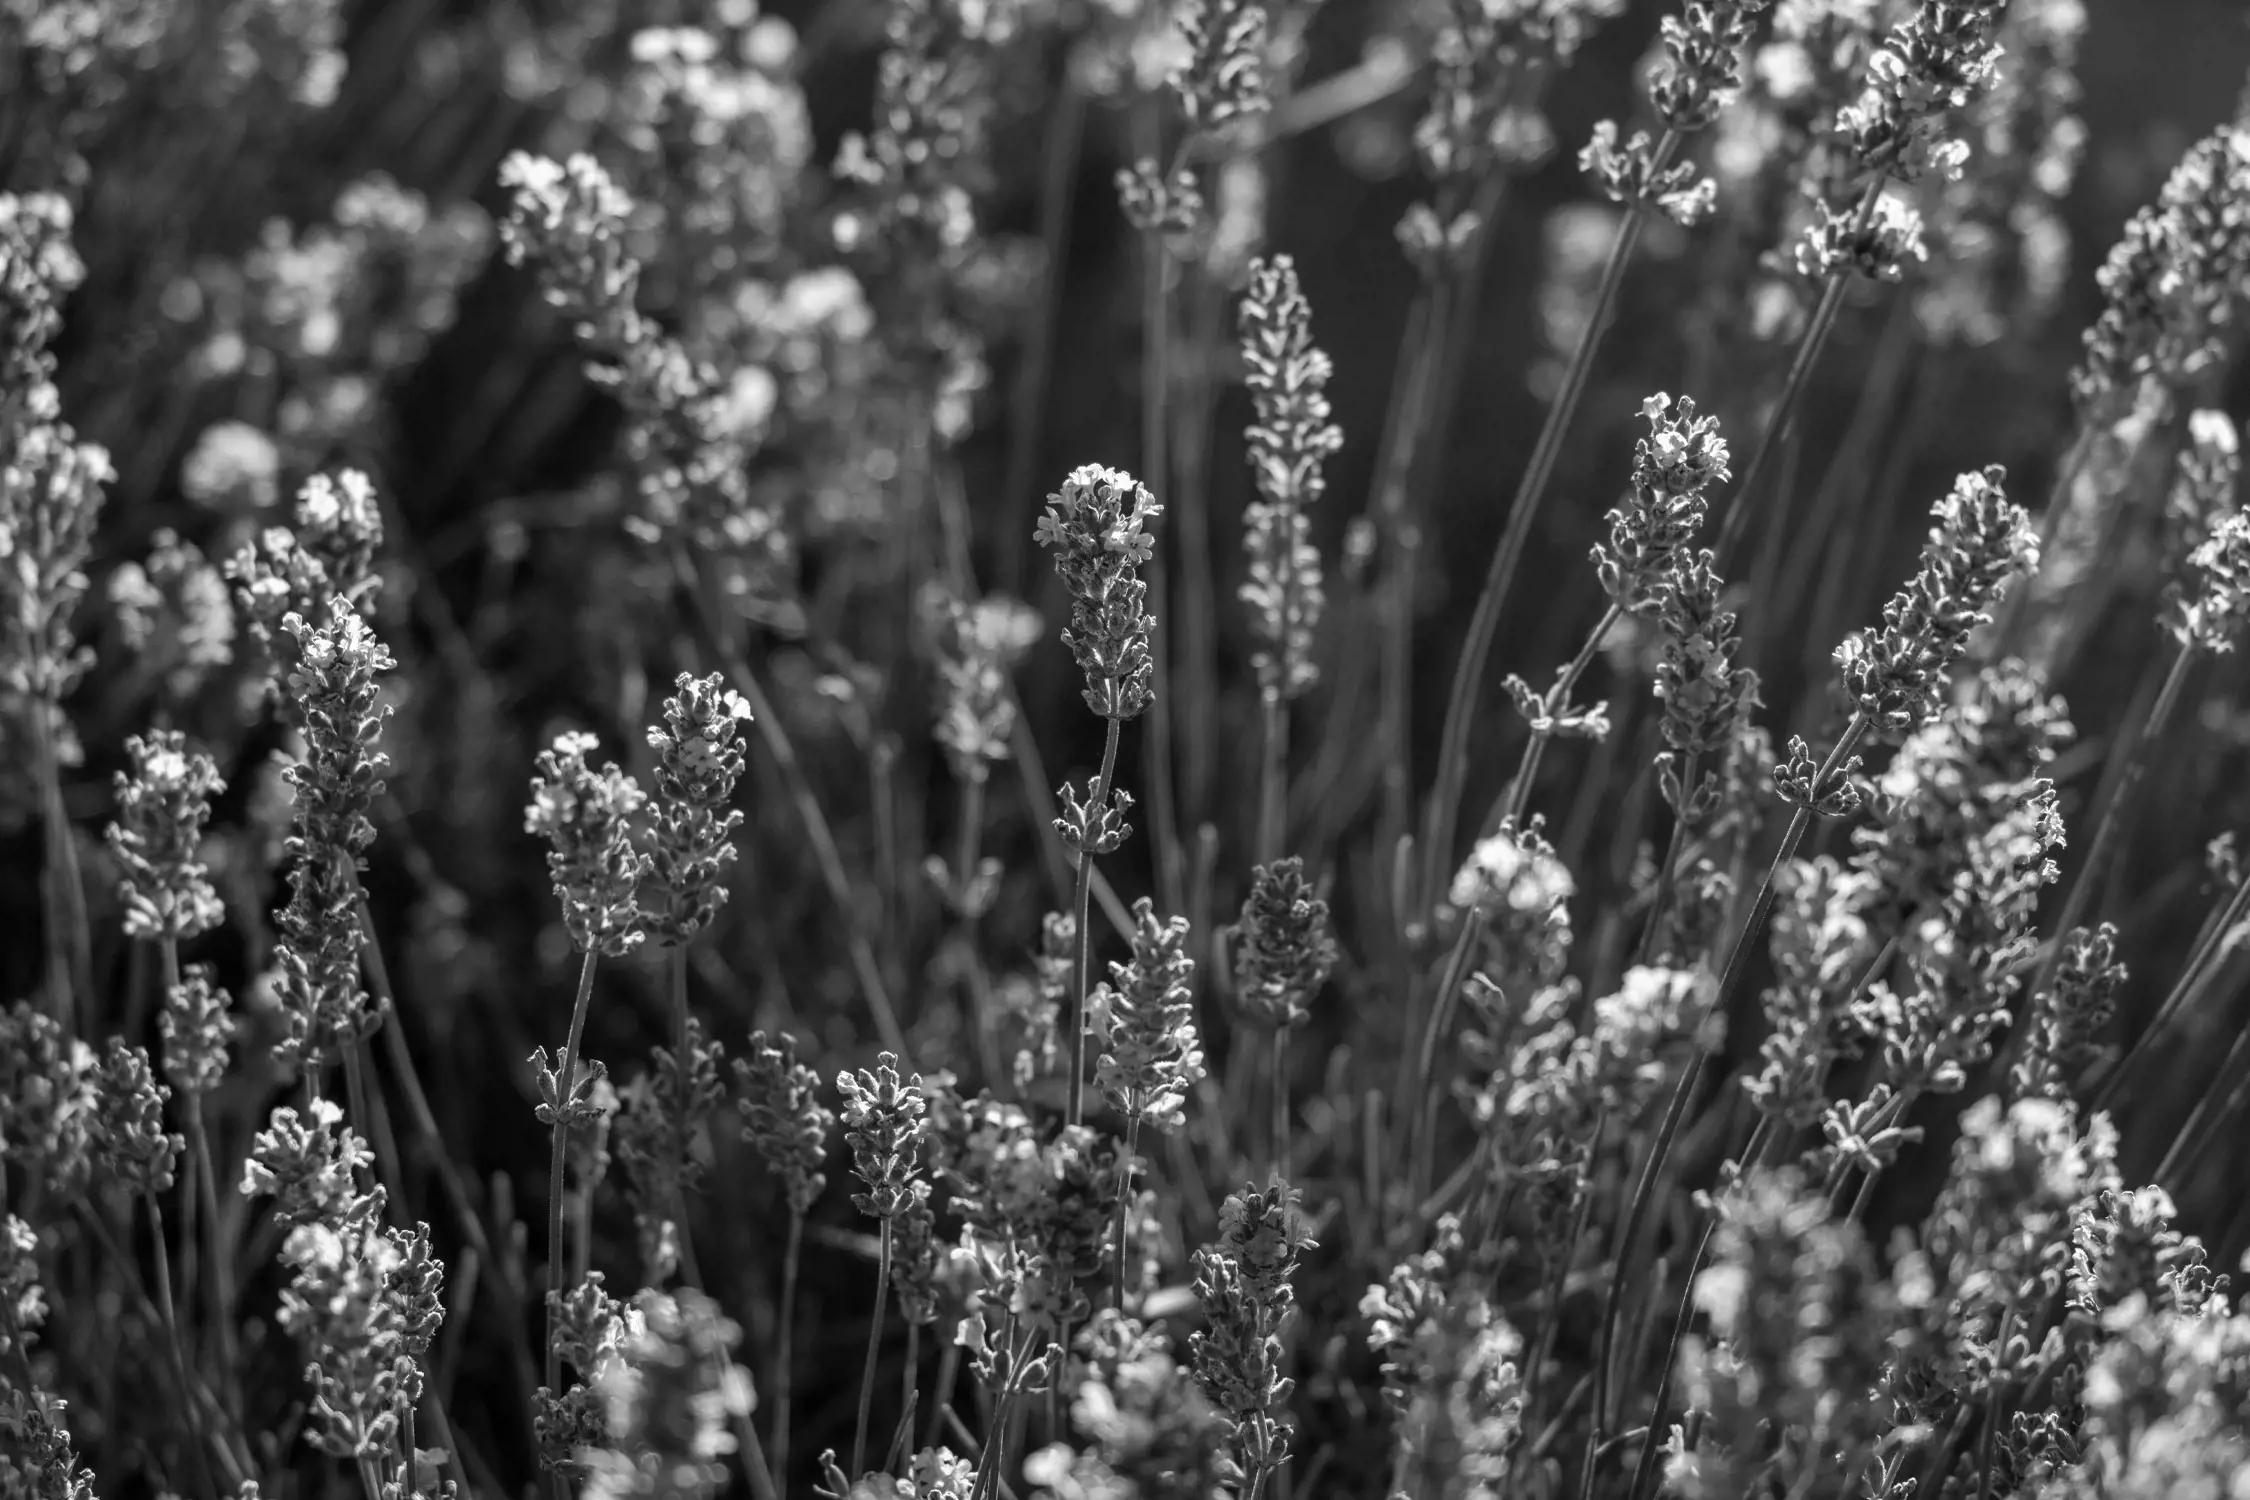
1140,208 -> 1187,919
773,1211 -> 803,1491
1419,138 -> 1676,922
1711,177 -> 1890,568
544,949 -> 601,1398
1068,718 -> 1125,1126
29,697 -> 91,1031
855,1219 -> 894,1477
1257,689 -> 1289,869
148,1197 -> 226,1500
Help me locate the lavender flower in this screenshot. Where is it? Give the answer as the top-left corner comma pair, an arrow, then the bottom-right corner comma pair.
837,1052 -> 927,1222
107,731 -> 226,942
88,1040 -> 180,1198
1582,0 -> 1772,226
582,1288 -> 755,1500
0,1216 -> 44,1363
1231,858 -> 1336,1031
1,415 -> 111,703
1190,1179 -> 1312,1491
1835,465 -> 2036,736
275,1214 -> 446,1466
241,1098 -> 373,1229
161,964 -> 236,1097
1653,551 -> 1759,822
1097,900 -> 1206,1133
0,1384 -> 97,1500
2171,509 -> 2250,653
1238,256 -> 1340,700
1034,465 -> 1162,722
526,730 -> 652,958
642,672 -> 752,944
106,529 -> 236,703
1595,394 -> 1732,615
1169,0 -> 1268,136
923,587 -> 1038,785
1835,0 -> 2011,182
734,1030 -> 834,1218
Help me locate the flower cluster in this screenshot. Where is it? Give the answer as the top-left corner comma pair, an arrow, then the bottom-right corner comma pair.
1238,256 -> 1340,701
1168,0 -> 1269,136
88,1040 -> 179,1198
1096,899 -> 1206,1132
107,731 -> 226,942
1835,466 -> 2035,736
1231,858 -> 1336,1031
526,731 -> 652,958
581,1288 -> 754,1500
642,672 -> 753,943
838,1052 -> 928,1221
1034,465 -> 1162,722
923,586 -> 1038,785
1595,394 -> 1732,615
735,1030 -> 834,1219
1835,0 -> 2011,182
1191,1179 -> 1312,1491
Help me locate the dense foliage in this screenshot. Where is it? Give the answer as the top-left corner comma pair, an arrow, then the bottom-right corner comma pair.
3,1 -> 2249,1499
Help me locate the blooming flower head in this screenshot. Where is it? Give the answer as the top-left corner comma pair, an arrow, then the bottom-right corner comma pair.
526,731 -> 651,958
1035,464 -> 1162,722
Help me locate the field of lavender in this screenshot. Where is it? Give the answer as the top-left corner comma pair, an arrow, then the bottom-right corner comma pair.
7,0 -> 2250,1496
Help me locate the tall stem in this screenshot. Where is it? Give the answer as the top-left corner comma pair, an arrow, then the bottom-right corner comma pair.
1711,178 -> 1891,567
148,1196 -> 225,1500
544,950 -> 601,1397
1068,718 -> 1125,1125
854,1219 -> 894,1477
771,1211 -> 804,1491
1421,155 -> 1673,916
1140,224 -> 1188,919
2026,641 -> 2197,1005
30,698 -> 91,1030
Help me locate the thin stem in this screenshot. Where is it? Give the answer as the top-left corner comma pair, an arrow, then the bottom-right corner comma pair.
148,1197 -> 225,1500
855,1219 -> 894,1477
2026,641 -> 2198,1006
1587,1044 -> 1707,1461
1633,752 -> 1701,968
1141,218 -> 1188,919
1421,154 -> 1673,916
669,947 -> 695,1252
1270,1028 -> 1291,1179
1257,689 -> 1288,868
1112,1114 -> 1143,1309
773,1211 -> 803,1491
1404,911 -> 1486,1200
1711,178 -> 1891,568
2098,868 -> 2250,1112
29,697 -> 91,1030
1068,718 -> 1125,1125
544,949 -> 601,1398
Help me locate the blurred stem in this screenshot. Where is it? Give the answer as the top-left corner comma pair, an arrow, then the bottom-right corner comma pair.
1112,1115 -> 1144,1308
1141,221 -> 1189,920
854,1219 -> 893,1478
999,75 -> 1086,597
2098,866 -> 2250,1112
1069,717 -> 1124,1126
1634,753 -> 1701,968
1404,910 -> 1486,1202
1586,1043 -> 1707,1473
772,1211 -> 803,1492
2023,639 -> 2197,1014
160,936 -> 243,1419
1711,177 -> 1890,569
1421,145 -> 1676,922
672,549 -> 909,1054
147,1196 -> 224,1500
1257,689 -> 1288,867
29,696 -> 91,1032
1991,425 -> 2097,660
545,949 -> 601,1399
1270,1028 -> 1291,1179
2160,1023 -> 2250,1183
670,946 -> 694,1256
